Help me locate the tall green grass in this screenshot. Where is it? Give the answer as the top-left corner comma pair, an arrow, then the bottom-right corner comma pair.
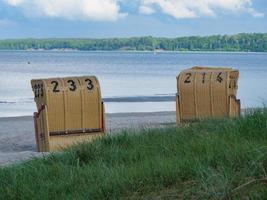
1,110 -> 267,199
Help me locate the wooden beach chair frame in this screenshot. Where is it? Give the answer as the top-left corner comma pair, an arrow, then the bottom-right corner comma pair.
32,76 -> 106,152
176,67 -> 241,123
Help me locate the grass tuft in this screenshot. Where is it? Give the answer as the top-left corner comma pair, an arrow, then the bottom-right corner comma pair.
1,109 -> 267,199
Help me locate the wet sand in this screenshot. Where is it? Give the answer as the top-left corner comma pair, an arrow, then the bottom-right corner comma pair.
0,111 -> 176,166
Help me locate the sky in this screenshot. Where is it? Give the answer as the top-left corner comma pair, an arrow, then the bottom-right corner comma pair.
0,0 -> 266,38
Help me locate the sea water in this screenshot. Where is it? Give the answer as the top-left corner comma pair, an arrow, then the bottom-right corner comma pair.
0,51 -> 266,117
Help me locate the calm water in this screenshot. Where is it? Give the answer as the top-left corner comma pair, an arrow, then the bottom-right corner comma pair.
0,51 -> 267,117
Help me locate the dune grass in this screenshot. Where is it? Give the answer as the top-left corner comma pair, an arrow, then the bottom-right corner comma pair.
1,110 -> 267,199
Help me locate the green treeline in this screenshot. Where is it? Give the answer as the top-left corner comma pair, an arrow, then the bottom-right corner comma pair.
0,33 -> 266,52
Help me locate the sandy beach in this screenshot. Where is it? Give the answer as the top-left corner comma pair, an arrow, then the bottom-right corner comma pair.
0,111 -> 176,166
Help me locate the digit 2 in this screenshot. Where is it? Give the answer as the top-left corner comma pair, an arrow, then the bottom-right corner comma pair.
184,73 -> 192,84
51,81 -> 60,93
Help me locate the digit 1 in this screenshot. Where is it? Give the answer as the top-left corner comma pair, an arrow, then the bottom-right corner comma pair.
202,72 -> 206,83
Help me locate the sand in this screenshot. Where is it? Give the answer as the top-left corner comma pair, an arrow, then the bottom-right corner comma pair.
0,111 -> 176,166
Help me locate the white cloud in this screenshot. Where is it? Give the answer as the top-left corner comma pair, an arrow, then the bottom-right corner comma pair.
139,5 -> 155,15
247,8 -> 265,18
3,0 -> 127,21
2,0 -> 264,21
5,0 -> 24,5
140,0 -> 264,19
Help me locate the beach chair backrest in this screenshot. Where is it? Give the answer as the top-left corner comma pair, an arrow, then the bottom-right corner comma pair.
31,76 -> 105,152
176,67 -> 240,122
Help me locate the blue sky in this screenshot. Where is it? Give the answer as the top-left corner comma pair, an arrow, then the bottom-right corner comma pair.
0,0 -> 266,38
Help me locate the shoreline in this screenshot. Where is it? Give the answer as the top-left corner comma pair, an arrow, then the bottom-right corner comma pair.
0,111 -> 176,121
0,49 -> 266,54
0,111 -> 176,166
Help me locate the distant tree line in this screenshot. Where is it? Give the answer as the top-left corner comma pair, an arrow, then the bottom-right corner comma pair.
0,33 -> 266,52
